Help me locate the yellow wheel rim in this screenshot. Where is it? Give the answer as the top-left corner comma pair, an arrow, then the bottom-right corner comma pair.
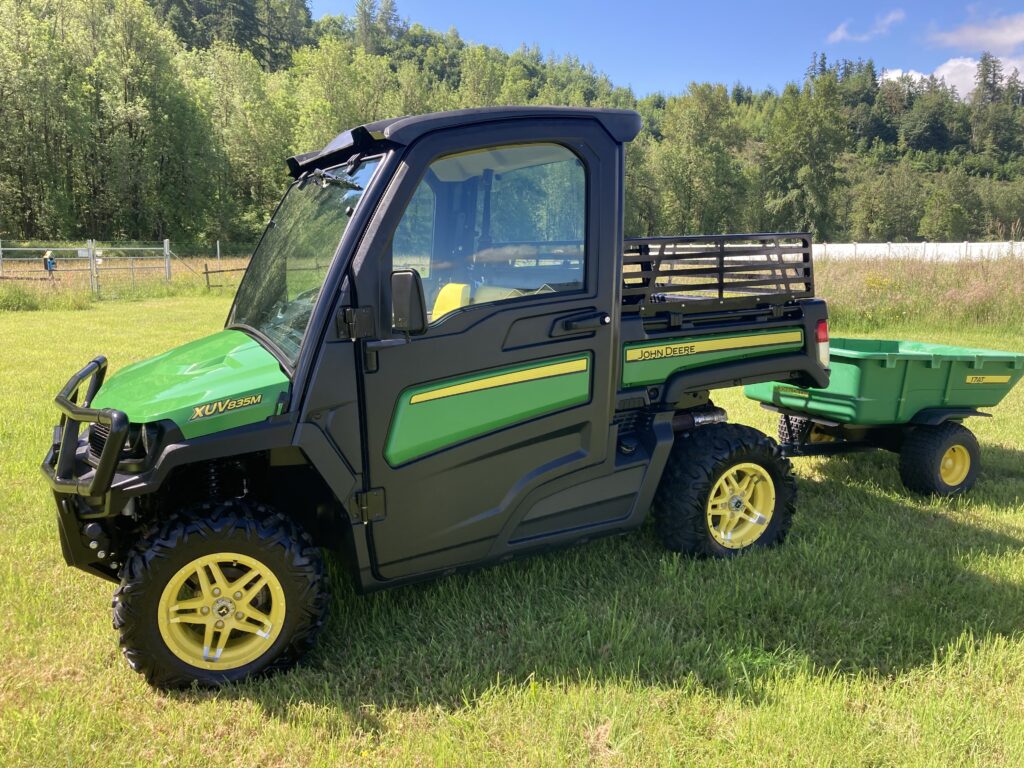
706,462 -> 776,549
808,425 -> 836,444
157,552 -> 286,671
939,445 -> 971,487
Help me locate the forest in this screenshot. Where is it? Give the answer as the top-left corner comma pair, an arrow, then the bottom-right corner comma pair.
1,0 -> 1023,244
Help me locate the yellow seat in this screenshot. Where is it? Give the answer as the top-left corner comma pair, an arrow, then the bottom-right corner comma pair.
431,282 -> 470,320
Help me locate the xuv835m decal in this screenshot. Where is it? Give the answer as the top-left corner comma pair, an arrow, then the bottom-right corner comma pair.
190,394 -> 264,421
384,354 -> 592,465
622,329 -> 804,387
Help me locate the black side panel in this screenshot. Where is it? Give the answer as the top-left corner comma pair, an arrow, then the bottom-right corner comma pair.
292,424 -> 359,518
299,339 -> 366,477
509,464 -> 645,541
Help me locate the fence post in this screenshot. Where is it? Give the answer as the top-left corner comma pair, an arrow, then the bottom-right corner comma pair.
130,257 -> 136,290
887,242 -> 891,258
163,239 -> 171,282
204,262 -> 210,291
0,238 -> 4,278
88,239 -> 98,296
216,240 -> 221,260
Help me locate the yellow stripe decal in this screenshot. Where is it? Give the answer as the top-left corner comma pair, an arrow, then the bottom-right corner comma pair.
625,331 -> 803,363
965,375 -> 1011,384
409,358 -> 589,404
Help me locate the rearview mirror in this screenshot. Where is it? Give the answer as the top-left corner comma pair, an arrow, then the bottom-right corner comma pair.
391,269 -> 427,335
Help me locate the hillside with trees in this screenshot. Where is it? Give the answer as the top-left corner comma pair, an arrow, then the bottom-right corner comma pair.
1,0 -> 1022,243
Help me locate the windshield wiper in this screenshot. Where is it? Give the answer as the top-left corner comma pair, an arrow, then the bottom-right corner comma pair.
303,168 -> 363,191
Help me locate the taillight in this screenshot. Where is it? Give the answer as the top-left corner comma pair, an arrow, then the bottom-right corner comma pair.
816,318 -> 830,369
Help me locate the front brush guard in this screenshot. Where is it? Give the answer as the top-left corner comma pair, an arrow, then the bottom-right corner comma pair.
43,356 -> 129,498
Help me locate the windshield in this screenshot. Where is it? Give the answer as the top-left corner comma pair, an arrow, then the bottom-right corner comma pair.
228,158 -> 381,366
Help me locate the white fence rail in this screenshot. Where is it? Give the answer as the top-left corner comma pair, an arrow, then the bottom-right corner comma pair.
814,241 -> 1024,261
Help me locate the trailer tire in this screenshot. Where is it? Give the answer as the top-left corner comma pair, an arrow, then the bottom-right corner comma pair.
653,423 -> 797,557
899,422 -> 980,496
113,500 -> 328,688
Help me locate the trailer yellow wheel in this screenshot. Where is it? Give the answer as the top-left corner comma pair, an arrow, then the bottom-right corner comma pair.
899,422 -> 981,496
939,445 -> 971,487
157,553 -> 286,671
706,463 -> 776,549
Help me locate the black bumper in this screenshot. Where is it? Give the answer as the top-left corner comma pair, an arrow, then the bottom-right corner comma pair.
40,357 -> 130,580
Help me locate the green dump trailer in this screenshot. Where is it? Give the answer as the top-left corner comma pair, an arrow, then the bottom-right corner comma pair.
745,338 -> 1024,496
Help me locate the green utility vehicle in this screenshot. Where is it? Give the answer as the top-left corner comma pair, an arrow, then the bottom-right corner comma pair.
746,338 -> 1024,495
43,107 -> 831,687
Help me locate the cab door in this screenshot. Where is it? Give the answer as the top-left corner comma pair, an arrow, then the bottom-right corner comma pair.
353,119 -> 627,580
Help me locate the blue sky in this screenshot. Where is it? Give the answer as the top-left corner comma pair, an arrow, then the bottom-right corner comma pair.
308,1 -> 1024,97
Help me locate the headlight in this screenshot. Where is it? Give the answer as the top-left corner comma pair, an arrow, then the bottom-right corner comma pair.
121,423 -> 161,461
123,424 -> 145,459
141,423 -> 160,455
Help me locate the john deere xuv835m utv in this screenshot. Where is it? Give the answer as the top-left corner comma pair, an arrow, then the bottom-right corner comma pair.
43,107 -> 831,686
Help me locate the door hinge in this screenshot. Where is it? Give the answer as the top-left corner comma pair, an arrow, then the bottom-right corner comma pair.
355,487 -> 386,524
337,306 -> 375,340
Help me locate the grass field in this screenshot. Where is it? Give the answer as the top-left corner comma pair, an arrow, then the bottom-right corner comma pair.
1,291 -> 1023,766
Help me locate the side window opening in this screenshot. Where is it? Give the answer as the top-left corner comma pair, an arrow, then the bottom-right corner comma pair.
390,143 -> 586,325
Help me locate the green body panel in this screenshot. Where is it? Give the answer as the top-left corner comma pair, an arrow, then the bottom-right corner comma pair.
621,328 -> 805,388
385,353 -> 592,465
91,330 -> 290,439
745,337 -> 1024,424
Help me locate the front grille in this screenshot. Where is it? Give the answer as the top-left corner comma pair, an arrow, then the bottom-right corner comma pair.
88,422 -> 110,460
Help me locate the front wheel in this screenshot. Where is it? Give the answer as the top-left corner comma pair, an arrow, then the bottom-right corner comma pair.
113,501 -> 328,688
653,423 -> 797,557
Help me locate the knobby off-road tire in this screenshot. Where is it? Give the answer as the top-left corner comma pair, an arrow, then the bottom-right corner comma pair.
899,422 -> 981,496
653,423 -> 797,557
777,414 -> 811,445
113,500 -> 328,688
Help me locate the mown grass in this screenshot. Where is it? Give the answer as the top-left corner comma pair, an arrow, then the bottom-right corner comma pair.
0,284 -> 1023,766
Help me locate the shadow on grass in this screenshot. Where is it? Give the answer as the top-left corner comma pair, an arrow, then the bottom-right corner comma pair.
176,448 -> 1024,726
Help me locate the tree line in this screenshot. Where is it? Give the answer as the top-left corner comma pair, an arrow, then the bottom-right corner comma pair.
1,0 -> 1022,244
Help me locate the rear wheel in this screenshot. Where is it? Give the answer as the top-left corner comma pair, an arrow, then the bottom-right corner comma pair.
778,414 -> 810,444
653,423 -> 797,557
778,414 -> 836,446
113,500 -> 328,688
899,422 -> 980,496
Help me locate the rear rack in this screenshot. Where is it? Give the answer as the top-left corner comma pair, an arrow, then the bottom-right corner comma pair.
622,232 -> 814,316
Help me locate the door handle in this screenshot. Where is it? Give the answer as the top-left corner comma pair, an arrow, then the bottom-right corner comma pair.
560,312 -> 611,333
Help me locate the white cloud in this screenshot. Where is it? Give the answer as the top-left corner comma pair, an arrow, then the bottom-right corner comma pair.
934,57 -> 985,96
881,55 -> 1024,98
828,10 -> 906,44
930,13 -> 1024,55
881,67 -> 929,81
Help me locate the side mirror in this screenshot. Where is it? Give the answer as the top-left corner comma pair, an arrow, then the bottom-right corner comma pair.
391,269 -> 427,335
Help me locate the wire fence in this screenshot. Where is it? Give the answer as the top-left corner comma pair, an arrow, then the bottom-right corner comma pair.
0,239 -> 255,297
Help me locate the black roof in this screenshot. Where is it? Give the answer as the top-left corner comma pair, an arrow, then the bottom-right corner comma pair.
287,106 -> 642,178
